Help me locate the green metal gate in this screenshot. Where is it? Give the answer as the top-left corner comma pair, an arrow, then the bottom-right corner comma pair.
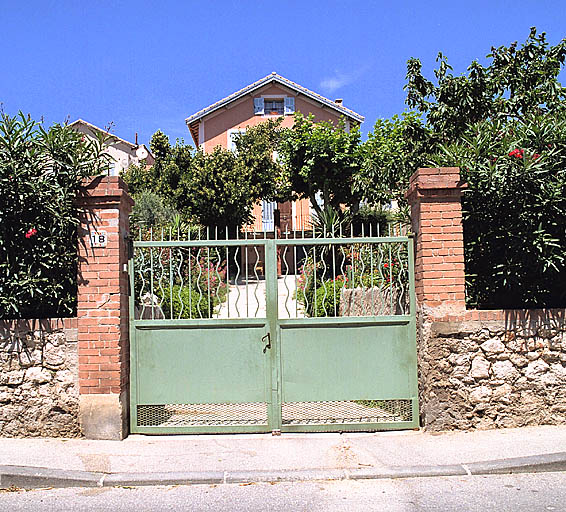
129,226 -> 418,434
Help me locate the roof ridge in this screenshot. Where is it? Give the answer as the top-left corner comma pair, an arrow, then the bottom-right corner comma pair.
185,73 -> 364,125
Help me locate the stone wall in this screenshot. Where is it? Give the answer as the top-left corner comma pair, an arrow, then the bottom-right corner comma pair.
0,318 -> 80,437
418,309 -> 566,431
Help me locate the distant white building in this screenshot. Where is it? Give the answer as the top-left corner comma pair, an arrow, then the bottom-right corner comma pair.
69,119 -> 154,176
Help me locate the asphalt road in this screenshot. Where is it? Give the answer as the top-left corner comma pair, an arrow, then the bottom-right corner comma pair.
1,472 -> 565,511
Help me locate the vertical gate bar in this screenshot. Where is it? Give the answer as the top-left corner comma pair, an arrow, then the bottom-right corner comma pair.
408,234 -> 419,426
350,223 -> 354,296
360,224 -> 365,315
169,248 -> 173,319
226,227 -> 230,318
128,238 -> 138,431
188,226 -> 192,318
207,227 -> 211,317
407,236 -> 416,316
294,243 -> 298,318
370,224 -> 374,316
150,252 -> 154,321
265,238 -> 281,431
332,241 -> 337,317
283,230 -> 290,318
312,244 -> 317,318
389,225 -> 394,314
245,228 -> 249,318
235,229 -> 241,318
253,231 -> 260,318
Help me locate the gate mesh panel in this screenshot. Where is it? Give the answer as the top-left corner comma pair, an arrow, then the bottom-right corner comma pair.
138,403 -> 268,427
282,400 -> 412,425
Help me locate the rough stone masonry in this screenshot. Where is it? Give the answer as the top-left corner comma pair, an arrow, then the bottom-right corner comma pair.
0,319 -> 80,437
418,310 -> 566,431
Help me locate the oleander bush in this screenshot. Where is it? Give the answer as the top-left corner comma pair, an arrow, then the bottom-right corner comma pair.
0,113 -> 107,318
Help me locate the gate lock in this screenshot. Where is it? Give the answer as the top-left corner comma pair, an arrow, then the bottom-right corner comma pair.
261,333 -> 271,353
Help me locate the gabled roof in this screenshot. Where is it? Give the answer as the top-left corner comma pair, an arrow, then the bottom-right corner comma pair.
185,72 -> 365,125
69,119 -> 153,157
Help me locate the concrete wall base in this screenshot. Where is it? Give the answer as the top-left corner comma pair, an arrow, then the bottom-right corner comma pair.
79,392 -> 128,440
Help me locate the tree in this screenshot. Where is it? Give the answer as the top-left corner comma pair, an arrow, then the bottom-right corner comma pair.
181,147 -> 254,229
278,113 -> 363,215
356,112 -> 430,205
405,27 -> 566,142
232,118 -> 289,202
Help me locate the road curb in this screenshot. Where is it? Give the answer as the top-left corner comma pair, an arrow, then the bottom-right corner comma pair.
1,452 -> 565,489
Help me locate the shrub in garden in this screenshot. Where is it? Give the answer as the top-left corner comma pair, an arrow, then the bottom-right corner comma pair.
0,113 -> 107,319
310,278 -> 345,317
158,285 -> 214,319
131,190 -> 175,229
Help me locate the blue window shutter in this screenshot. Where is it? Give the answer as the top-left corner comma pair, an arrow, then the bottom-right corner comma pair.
284,97 -> 295,114
254,98 -> 264,115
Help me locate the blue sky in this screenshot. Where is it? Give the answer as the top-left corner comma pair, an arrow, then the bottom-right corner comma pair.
2,1 -> 565,145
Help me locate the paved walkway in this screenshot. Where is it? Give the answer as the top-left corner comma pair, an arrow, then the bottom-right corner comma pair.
216,276 -> 304,319
0,426 -> 565,488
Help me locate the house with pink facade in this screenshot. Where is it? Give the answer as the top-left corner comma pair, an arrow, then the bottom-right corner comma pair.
185,72 -> 364,233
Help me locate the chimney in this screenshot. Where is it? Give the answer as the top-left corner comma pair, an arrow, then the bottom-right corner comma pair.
135,132 -> 138,145
334,99 -> 343,106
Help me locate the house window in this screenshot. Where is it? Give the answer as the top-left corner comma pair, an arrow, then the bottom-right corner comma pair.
264,99 -> 284,115
254,97 -> 295,116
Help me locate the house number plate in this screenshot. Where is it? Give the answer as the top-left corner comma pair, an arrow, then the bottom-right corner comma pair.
90,231 -> 107,248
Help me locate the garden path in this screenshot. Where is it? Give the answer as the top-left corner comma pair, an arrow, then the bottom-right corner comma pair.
216,276 -> 303,319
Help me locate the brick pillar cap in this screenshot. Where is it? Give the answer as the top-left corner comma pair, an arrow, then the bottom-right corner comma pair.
76,176 -> 134,207
405,167 -> 467,201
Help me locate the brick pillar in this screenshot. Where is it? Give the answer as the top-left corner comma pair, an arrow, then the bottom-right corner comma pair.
75,176 -> 133,439
405,167 -> 467,312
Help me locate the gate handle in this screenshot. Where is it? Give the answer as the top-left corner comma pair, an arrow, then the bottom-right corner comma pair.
261,333 -> 271,353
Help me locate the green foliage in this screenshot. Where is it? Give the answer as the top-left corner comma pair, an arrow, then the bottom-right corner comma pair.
311,279 -> 344,317
131,190 -> 175,228
357,112 -> 431,205
0,112 -> 107,319
123,124 -> 288,231
120,161 -> 154,197
159,285 -> 214,319
405,28 -> 566,142
311,205 -> 348,236
183,148 -> 253,228
121,130 -> 193,219
350,205 -> 391,236
434,113 -> 566,308
232,119 -> 289,202
278,113 -> 363,215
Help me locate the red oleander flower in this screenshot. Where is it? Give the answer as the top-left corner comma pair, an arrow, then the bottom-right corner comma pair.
25,227 -> 37,239
533,153 -> 540,160
508,148 -> 524,159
